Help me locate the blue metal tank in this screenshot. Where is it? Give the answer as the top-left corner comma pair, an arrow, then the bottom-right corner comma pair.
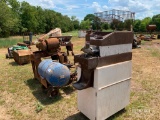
38,59 -> 70,87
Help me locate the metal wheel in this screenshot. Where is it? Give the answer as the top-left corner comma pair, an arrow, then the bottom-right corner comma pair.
47,87 -> 59,97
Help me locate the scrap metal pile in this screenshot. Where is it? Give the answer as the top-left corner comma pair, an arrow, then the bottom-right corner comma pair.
6,28 -> 135,98
6,32 -> 33,65
30,28 -> 76,97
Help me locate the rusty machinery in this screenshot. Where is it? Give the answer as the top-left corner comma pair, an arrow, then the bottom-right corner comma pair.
146,25 -> 157,35
73,31 -> 133,120
73,31 -> 133,90
136,25 -> 157,42
31,29 -> 75,97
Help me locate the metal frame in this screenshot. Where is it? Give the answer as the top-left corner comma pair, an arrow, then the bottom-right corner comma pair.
94,9 -> 135,23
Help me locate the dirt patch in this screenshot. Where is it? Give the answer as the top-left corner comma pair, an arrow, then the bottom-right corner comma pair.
0,48 -> 7,53
0,106 -> 12,120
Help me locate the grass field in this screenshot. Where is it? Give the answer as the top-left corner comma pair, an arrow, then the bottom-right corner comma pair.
0,34 -> 160,120
0,36 -> 23,48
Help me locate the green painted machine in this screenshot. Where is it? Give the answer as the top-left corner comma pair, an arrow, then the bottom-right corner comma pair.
6,45 -> 28,58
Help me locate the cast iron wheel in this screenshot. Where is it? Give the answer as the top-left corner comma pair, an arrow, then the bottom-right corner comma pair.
50,88 -> 59,97
47,87 -> 59,97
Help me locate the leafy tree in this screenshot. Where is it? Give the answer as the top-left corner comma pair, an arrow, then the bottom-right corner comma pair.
7,0 -> 20,13
0,1 -> 19,37
20,1 -> 38,32
142,17 -> 152,26
133,19 -> 141,32
35,6 -> 46,33
44,9 -> 56,32
151,14 -> 160,31
6,0 -> 21,34
93,16 -> 102,30
139,23 -> 146,32
101,23 -> 109,30
80,19 -> 91,30
124,19 -> 133,31
84,14 -> 95,21
60,15 -> 73,32
110,19 -> 121,30
83,14 -> 102,30
71,16 -> 80,30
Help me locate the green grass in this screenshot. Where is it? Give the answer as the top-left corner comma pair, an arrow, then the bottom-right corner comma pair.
62,30 -> 78,37
141,40 -> 148,45
0,36 -> 160,119
103,29 -> 114,32
150,49 -> 160,57
0,37 -> 23,48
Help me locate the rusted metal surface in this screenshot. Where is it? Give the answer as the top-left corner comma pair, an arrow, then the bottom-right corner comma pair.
51,36 -> 74,55
146,25 -> 157,31
45,38 -> 60,50
90,31 -> 133,46
36,41 -> 47,51
73,69 -> 94,90
74,52 -> 132,69
36,38 -> 60,51
31,50 -> 76,96
73,31 -> 133,90
13,50 -> 31,65
30,35 -> 75,96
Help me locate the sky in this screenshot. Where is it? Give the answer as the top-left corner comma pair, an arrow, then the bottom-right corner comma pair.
17,0 -> 160,21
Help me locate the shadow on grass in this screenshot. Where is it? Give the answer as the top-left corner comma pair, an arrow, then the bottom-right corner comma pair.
9,61 -> 19,66
9,61 -> 29,66
25,78 -> 62,105
107,108 -> 126,120
65,109 -> 126,120
25,78 -> 75,105
61,86 -> 75,95
65,112 -> 89,120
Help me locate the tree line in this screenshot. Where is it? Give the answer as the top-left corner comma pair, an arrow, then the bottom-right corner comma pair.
1,0 -> 160,37
0,0 -> 80,37
81,14 -> 160,32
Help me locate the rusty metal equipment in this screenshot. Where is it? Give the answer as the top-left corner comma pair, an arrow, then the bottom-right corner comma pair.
31,30 -> 76,97
12,49 -> 31,65
132,35 -> 141,48
6,32 -> 32,59
36,28 -> 74,55
23,32 -> 33,45
146,25 -> 157,34
73,31 -> 133,90
6,45 -> 29,59
74,31 -> 133,120
38,59 -> 71,96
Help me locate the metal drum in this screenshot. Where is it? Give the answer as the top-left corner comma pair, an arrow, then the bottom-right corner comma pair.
146,25 -> 157,31
38,59 -> 70,87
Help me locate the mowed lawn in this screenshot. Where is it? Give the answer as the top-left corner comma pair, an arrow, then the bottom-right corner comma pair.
0,35 -> 160,120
